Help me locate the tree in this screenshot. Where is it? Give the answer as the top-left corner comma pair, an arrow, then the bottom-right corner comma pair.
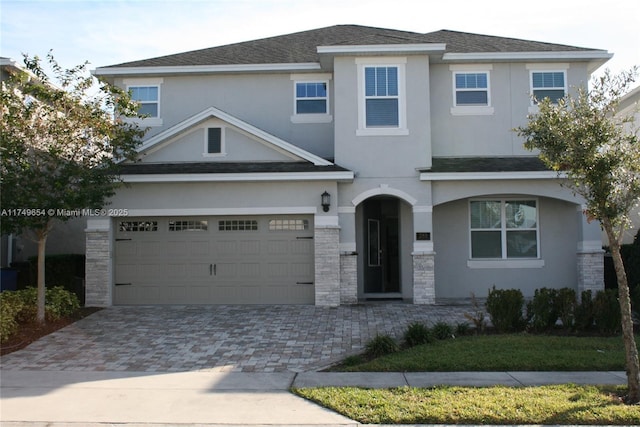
0,53 -> 145,322
516,68 -> 640,403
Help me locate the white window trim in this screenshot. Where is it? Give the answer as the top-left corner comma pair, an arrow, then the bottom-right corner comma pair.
123,78 -> 164,127
356,57 -> 408,136
526,64 -> 569,112
450,65 -> 494,116
468,198 -> 541,264
290,73 -> 333,123
202,126 -> 227,158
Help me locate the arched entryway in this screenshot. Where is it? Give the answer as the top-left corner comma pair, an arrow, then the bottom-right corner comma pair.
361,196 -> 401,296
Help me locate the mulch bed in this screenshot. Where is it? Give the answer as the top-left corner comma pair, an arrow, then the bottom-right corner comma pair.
0,307 -> 101,356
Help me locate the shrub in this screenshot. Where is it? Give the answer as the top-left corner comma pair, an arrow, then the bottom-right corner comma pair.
0,292 -> 25,343
455,322 -> 471,336
575,290 -> 595,331
431,321 -> 455,340
404,322 -> 432,347
556,288 -> 577,329
463,292 -> 486,334
527,288 -> 559,332
593,289 -> 621,335
486,286 -> 526,333
365,334 -> 400,358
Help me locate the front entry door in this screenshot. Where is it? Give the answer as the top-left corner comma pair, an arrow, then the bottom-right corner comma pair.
363,198 -> 400,294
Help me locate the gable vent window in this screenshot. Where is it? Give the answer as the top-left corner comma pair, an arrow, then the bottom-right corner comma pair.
204,127 -> 225,156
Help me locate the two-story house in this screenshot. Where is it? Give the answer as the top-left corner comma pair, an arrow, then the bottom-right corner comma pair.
90,25 -> 612,307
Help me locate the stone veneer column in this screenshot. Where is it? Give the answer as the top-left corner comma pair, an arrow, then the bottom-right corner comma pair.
413,251 -> 436,304
314,224 -> 341,306
339,252 -> 358,304
577,244 -> 605,295
85,219 -> 112,307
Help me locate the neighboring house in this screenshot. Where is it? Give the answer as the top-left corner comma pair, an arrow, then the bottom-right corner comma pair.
90,25 -> 613,307
611,85 -> 640,245
0,57 -> 86,269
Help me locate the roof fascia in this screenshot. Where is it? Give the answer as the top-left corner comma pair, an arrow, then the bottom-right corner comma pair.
317,43 -> 447,55
135,106 -> 332,166
93,62 -> 321,76
420,171 -> 566,181
121,171 -> 355,183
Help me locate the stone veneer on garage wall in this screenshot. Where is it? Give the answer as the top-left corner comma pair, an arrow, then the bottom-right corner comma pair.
314,225 -> 341,306
84,219 -> 111,307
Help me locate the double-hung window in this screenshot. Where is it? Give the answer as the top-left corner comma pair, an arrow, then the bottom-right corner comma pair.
531,71 -> 566,104
124,78 -> 163,126
356,58 -> 407,135
365,66 -> 399,127
129,86 -> 159,117
290,74 -> 332,123
295,82 -> 327,114
470,199 -> 539,259
450,65 -> 494,115
455,73 -> 489,106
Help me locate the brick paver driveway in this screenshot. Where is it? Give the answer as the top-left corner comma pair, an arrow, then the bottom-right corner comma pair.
0,304 -> 471,373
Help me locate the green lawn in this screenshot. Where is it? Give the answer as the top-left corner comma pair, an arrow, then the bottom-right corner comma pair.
294,385 -> 640,425
295,334 -> 640,425
333,334 -> 637,372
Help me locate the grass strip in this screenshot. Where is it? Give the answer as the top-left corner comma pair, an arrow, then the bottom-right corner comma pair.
335,334 -> 636,372
294,385 -> 640,425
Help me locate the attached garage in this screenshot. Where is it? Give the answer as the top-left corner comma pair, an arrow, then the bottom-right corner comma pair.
114,215 -> 315,305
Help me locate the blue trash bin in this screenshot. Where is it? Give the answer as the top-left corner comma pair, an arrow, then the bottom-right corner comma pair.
1,268 -> 18,292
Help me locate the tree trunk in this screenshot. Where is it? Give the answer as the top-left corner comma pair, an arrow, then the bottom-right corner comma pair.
36,228 -> 49,324
604,219 -> 640,403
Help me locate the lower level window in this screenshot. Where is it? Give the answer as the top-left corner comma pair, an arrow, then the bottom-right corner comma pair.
470,199 -> 538,259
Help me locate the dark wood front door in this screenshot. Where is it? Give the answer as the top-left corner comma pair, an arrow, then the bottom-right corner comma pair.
363,197 -> 400,294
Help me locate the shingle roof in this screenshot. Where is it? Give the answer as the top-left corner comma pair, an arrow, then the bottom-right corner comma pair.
103,25 -> 602,68
426,157 -> 551,173
118,161 -> 351,175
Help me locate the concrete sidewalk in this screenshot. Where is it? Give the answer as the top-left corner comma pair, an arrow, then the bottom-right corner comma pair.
0,370 -> 628,426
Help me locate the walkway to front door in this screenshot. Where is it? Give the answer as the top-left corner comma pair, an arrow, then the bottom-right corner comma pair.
0,304 -> 471,373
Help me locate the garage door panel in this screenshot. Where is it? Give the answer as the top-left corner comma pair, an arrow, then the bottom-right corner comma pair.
114,215 -> 314,305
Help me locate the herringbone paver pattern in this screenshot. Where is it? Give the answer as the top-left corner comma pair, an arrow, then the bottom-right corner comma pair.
0,304 -> 471,373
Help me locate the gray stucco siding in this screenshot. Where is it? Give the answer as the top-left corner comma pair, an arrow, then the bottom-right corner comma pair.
117,73 -> 335,160
433,196 -> 579,299
141,118 -> 294,163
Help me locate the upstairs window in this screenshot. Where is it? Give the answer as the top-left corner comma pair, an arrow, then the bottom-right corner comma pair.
454,72 -> 489,106
470,199 -> 539,259
364,66 -> 399,127
129,86 -> 159,117
295,82 -> 327,114
531,71 -> 566,104
123,78 -> 163,126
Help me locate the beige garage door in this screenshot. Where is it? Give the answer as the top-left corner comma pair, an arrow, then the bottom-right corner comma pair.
114,216 -> 314,304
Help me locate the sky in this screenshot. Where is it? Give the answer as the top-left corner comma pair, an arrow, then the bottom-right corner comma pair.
1,0 -> 639,82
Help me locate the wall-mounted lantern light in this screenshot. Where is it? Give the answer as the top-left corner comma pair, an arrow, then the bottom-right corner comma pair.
321,191 -> 331,212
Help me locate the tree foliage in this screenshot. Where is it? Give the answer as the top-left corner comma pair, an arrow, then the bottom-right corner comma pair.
516,68 -> 640,403
0,52 -> 146,321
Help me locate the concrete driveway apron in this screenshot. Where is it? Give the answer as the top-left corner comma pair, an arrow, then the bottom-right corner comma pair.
0,304 -> 470,373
